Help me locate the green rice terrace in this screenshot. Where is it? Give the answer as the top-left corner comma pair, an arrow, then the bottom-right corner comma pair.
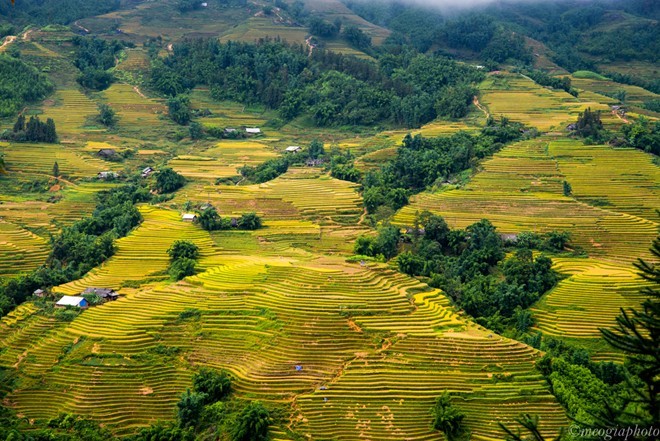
0,1 -> 658,440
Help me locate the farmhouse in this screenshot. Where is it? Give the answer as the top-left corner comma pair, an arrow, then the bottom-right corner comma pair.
224,128 -> 237,135
182,213 -> 198,222
285,146 -> 301,153
33,289 -> 46,298
55,296 -> 88,308
82,287 -> 119,301
245,128 -> 261,135
141,167 -> 154,178
97,171 -> 118,180
500,233 -> 519,243
98,148 -> 117,159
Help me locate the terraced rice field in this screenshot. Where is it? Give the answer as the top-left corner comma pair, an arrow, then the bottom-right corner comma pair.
394,138 -> 658,264
175,167 -> 363,225
394,137 -> 658,342
531,258 -> 650,338
169,140 -> 278,180
3,258 -> 567,439
0,219 -> 49,277
37,88 -> 101,134
570,76 -> 659,108
54,206 -> 223,295
0,182 -> 117,234
220,17 -> 310,45
480,74 -> 617,131
101,84 -> 168,134
0,142 -> 117,180
549,139 -> 660,221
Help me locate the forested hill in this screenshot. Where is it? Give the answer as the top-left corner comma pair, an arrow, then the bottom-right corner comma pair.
342,0 -> 659,78
0,0 -> 120,27
155,39 -> 484,127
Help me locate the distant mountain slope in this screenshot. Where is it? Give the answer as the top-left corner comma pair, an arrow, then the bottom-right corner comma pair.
0,0 -> 120,26
342,0 -> 659,77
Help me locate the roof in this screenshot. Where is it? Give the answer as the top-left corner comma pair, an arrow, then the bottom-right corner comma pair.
182,213 -> 197,220
245,128 -> 261,133
56,296 -> 87,307
82,287 -> 117,298
285,146 -> 301,152
98,171 -> 118,178
98,148 -> 117,155
142,167 -> 153,173
33,289 -> 45,295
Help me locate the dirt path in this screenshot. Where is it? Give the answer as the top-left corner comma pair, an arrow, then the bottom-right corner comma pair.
21,29 -> 33,40
612,110 -> 630,124
357,207 -> 367,225
473,96 -> 490,120
305,36 -> 316,56
0,35 -> 16,52
132,85 -> 147,99
73,20 -> 90,34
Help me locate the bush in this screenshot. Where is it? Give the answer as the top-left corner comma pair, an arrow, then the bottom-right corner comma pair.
232,401 -> 270,441
237,212 -> 262,230
167,95 -> 192,125
177,389 -> 207,427
168,240 -> 199,261
193,368 -> 232,404
169,257 -> 196,281
155,167 -> 186,193
97,103 -> 117,127
432,392 -> 466,439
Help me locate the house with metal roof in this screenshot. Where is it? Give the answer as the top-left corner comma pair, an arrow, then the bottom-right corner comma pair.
82,287 -> 119,301
182,213 -> 198,222
55,296 -> 88,308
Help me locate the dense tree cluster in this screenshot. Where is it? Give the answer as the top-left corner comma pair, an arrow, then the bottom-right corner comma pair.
524,69 -> 577,96
395,212 -> 560,332
309,17 -> 341,38
167,95 -> 192,125
0,55 -> 53,118
151,39 -> 484,128
2,115 -> 57,143
354,211 -> 565,333
432,392 -> 467,440
0,0 -> 120,26
0,185 -> 151,317
197,208 -> 262,232
238,156 -> 292,184
97,103 -> 117,127
357,118 -> 524,216
571,108 -> 606,142
129,369 -> 270,441
344,0 -> 660,73
342,25 -> 372,51
619,117 -> 660,156
154,167 -> 186,193
72,37 -> 128,90
167,240 -> 199,281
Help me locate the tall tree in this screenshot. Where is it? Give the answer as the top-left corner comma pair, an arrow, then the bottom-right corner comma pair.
598,235 -> 660,432
499,414 -> 563,441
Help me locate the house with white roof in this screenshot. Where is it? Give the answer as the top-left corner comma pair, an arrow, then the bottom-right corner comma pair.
55,296 -> 89,308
